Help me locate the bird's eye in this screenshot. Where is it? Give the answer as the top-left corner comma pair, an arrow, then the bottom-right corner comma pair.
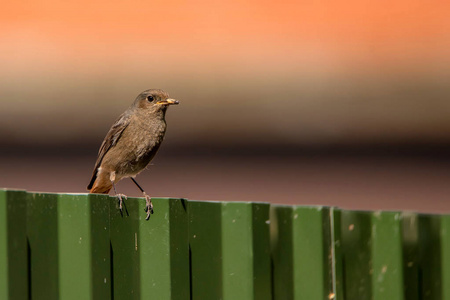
147,95 -> 154,102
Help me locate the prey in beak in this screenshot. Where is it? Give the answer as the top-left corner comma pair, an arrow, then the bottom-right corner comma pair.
157,98 -> 179,105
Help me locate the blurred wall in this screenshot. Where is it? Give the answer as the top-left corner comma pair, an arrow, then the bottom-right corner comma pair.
1,1 -> 450,151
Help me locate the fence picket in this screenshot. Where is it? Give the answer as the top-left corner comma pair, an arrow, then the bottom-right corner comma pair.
0,190 -> 28,300
189,200 -> 271,300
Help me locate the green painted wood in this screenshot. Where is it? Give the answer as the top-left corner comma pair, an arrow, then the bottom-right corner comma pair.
89,193 -> 113,299
110,197 -> 189,300
371,211 -> 403,300
189,201 -> 223,299
6,189 -> 450,299
340,210 -> 372,300
11,190 -> 29,300
139,198 -> 189,300
292,206 -> 333,300
168,198 -> 190,300
418,215 -> 442,300
441,216 -> 450,300
57,193 -> 111,300
272,205 -> 338,300
221,202 -> 271,300
221,202 -> 254,299
331,208 -> 343,300
401,213 -> 420,300
109,196 -> 141,299
271,205 -> 293,299
251,203 -> 272,299
27,192 -> 60,300
0,189 -> 28,300
189,200 -> 271,300
0,190 -> 6,300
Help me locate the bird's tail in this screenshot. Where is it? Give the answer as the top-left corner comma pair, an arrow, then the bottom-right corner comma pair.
89,185 -> 111,194
87,167 -> 111,194
87,167 -> 98,190
88,176 -> 112,194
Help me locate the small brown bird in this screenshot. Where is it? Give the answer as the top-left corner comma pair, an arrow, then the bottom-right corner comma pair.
87,89 -> 179,220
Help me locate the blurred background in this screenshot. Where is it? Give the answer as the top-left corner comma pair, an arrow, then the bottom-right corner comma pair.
1,0 -> 450,213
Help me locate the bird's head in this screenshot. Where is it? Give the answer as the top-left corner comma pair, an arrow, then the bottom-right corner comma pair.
133,89 -> 179,114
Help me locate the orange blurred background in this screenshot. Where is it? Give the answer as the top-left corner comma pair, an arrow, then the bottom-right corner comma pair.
1,1 -> 450,212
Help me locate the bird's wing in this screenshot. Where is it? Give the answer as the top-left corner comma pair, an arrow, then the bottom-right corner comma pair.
87,112 -> 132,190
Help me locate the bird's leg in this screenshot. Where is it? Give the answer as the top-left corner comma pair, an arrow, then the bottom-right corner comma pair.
112,182 -> 128,216
110,172 -> 129,216
131,177 -> 153,220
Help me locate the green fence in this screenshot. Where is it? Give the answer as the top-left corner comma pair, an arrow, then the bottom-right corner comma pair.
1,189 -> 449,299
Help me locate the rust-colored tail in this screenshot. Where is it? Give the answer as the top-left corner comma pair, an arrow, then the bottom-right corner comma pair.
87,166 -> 111,194
88,176 -> 112,194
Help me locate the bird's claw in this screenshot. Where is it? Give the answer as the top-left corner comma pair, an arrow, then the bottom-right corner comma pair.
116,194 -> 128,216
143,193 -> 154,220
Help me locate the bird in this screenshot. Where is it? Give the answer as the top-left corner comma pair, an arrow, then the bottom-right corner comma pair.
87,89 -> 179,220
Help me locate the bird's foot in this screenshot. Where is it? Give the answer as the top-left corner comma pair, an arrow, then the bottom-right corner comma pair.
116,193 -> 129,216
143,192 -> 154,220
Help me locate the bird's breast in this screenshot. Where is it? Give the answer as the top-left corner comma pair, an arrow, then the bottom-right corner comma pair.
127,119 -> 166,165
103,116 -> 167,177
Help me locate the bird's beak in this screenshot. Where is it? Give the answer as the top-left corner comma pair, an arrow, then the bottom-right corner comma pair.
156,98 -> 179,105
